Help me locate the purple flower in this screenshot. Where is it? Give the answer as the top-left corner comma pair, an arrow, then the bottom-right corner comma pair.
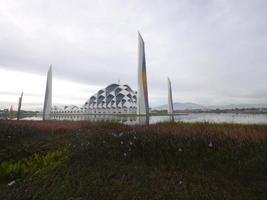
123,152 -> 127,157
208,142 -> 214,148
120,141 -> 124,145
119,132 -> 124,137
112,132 -> 117,137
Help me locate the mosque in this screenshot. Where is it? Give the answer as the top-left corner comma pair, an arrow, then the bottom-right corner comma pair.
51,83 -> 137,114
43,33 -> 174,118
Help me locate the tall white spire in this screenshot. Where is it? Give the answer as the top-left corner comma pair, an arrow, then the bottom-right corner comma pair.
167,77 -> 174,114
137,32 -> 149,115
43,65 -> 52,120
17,92 -> 23,120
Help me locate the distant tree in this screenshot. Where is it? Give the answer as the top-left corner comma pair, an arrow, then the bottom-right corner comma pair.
8,106 -> 14,119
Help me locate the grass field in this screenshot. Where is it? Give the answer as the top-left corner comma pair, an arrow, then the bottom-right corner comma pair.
0,120 -> 266,199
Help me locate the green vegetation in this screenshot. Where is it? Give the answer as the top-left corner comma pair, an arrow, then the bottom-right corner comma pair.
0,120 -> 266,199
0,150 -> 68,181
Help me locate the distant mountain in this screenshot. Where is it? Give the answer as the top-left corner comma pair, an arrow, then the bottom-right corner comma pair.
153,102 -> 267,111
153,102 -> 207,111
211,104 -> 267,110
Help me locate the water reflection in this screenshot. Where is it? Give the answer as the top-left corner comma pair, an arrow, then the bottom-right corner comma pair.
21,113 -> 267,125
169,115 -> 174,123
51,114 -> 145,125
138,115 -> 149,125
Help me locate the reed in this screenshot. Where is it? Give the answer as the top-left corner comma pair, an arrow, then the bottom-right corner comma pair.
0,120 -> 266,199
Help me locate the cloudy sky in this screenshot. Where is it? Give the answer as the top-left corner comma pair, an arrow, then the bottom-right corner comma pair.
0,0 -> 267,110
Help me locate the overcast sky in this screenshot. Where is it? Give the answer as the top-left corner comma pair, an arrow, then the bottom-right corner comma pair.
1,0 -> 267,110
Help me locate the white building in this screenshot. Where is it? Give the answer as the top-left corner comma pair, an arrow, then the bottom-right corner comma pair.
51,105 -> 80,114
49,33 -> 149,116
51,83 -> 137,114
83,83 -> 137,114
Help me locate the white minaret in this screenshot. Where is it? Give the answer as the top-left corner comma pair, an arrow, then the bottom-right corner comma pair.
43,65 -> 52,120
167,77 -> 174,114
17,92 -> 23,120
137,32 -> 149,115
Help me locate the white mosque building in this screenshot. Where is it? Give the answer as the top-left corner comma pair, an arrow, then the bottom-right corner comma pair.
44,32 -> 156,117
83,83 -> 137,114
51,83 -> 137,114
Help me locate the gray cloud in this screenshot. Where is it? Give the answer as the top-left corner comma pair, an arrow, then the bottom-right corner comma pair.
1,0 -> 267,106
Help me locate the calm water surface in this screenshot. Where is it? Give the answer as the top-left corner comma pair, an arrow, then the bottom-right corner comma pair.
22,113 -> 267,125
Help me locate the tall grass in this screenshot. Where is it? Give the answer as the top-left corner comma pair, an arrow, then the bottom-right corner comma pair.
0,150 -> 68,181
0,120 -> 266,199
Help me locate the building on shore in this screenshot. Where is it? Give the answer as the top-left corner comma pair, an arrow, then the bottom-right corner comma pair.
83,83 -> 137,114
51,105 -> 80,114
51,83 -> 137,114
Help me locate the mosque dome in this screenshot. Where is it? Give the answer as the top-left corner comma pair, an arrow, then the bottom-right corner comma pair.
83,83 -> 137,114
52,83 -> 137,114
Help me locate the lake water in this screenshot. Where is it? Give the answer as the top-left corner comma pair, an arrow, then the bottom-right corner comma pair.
22,113 -> 267,125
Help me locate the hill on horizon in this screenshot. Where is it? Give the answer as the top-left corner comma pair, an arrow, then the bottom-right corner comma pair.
153,102 -> 267,111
